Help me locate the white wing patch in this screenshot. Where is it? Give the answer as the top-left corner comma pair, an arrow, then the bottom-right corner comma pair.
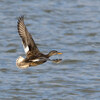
32,59 -> 40,62
22,42 -> 29,54
32,57 -> 47,62
24,46 -> 29,53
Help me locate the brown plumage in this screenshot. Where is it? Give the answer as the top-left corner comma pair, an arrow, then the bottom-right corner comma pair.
16,16 -> 62,69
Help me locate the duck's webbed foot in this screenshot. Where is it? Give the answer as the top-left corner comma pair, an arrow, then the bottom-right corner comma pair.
49,59 -> 62,63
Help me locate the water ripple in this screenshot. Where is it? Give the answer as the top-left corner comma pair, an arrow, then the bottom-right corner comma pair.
0,0 -> 100,100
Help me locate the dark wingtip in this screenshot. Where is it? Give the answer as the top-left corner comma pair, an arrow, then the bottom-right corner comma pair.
18,15 -> 24,23
17,16 -> 25,33
18,15 -> 24,19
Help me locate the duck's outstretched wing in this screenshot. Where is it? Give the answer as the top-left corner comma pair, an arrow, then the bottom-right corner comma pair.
17,16 -> 40,59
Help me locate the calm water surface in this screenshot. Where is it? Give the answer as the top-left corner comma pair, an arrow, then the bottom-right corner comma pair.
0,0 -> 100,100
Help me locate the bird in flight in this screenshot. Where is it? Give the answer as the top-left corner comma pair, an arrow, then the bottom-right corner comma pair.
16,16 -> 62,69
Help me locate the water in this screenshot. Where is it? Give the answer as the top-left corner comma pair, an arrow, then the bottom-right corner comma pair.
0,0 -> 100,99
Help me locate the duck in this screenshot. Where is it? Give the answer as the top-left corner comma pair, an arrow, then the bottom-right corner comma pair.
16,16 -> 62,69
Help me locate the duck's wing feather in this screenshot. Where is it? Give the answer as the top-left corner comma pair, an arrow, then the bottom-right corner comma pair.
17,16 -> 41,58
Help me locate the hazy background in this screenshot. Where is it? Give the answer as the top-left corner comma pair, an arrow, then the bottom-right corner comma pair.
0,0 -> 100,100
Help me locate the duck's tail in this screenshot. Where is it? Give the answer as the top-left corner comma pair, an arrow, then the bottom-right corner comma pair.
16,56 -> 29,69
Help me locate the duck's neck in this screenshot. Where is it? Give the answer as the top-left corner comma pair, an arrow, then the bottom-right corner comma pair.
46,53 -> 51,58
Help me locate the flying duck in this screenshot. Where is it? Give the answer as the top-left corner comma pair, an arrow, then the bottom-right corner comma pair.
16,16 -> 62,69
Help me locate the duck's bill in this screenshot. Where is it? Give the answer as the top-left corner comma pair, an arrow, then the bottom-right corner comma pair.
57,52 -> 62,55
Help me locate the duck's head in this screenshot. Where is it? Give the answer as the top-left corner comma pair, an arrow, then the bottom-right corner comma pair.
48,50 -> 62,57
